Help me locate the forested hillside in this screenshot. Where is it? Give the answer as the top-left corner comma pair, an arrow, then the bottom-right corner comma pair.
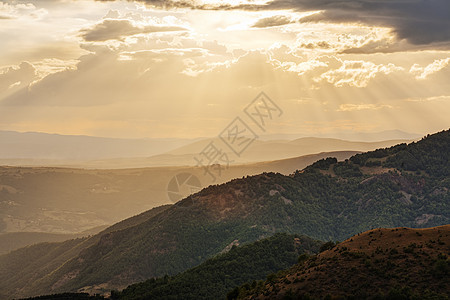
112,233 -> 321,300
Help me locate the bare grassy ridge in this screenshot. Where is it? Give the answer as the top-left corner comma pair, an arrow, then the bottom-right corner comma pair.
239,225 -> 450,299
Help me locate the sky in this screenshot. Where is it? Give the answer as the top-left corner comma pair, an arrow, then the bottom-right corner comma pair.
0,0 -> 449,139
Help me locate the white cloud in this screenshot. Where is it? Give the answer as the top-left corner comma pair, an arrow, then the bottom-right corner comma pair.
319,60 -> 403,87
409,58 -> 450,80
279,60 -> 328,75
0,2 -> 38,19
404,95 -> 450,102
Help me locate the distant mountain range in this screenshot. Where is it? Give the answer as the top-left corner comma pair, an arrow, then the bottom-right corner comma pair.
259,129 -> 422,142
164,137 -> 413,166
0,129 -> 448,299
0,130 -> 417,168
0,130 -> 197,161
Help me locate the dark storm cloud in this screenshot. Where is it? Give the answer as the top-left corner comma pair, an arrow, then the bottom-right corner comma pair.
98,0 -> 450,45
294,0 -> 450,45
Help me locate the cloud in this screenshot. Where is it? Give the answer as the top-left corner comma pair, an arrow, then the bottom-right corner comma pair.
294,0 -> 450,45
252,15 -> 293,28
405,95 -> 450,102
1,44 -> 449,138
105,0 -> 450,46
119,48 -> 207,61
0,62 -> 38,99
0,2 -> 48,20
104,9 -> 120,19
340,37 -> 450,54
319,60 -> 403,87
0,2 -> 36,19
0,62 -> 37,90
337,103 -> 392,112
410,58 -> 450,80
80,19 -> 187,41
300,41 -> 331,50
279,59 -> 328,75
0,33 -> 232,108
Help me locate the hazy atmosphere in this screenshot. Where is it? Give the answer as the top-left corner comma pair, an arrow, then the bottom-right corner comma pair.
0,1 -> 449,300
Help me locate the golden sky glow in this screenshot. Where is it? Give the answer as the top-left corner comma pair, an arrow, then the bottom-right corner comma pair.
0,0 -> 449,138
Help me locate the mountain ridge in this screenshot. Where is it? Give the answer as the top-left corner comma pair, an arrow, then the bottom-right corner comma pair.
0,129 -> 411,168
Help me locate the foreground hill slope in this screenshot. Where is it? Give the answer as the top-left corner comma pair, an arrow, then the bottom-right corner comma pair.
0,130 -> 448,299
235,225 -> 450,299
